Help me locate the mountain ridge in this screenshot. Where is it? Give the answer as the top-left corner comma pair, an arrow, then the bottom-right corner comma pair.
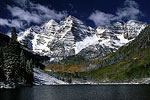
18,15 -> 147,62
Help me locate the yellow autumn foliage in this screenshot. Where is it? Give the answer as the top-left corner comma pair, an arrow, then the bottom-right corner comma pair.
67,65 -> 81,73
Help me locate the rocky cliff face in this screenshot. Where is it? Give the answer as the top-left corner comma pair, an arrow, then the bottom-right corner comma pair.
18,16 -> 146,62
79,20 -> 146,58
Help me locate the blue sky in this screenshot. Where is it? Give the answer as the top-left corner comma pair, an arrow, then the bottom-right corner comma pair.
0,0 -> 150,34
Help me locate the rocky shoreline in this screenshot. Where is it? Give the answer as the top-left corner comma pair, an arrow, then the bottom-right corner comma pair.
72,78 -> 150,85
1,70 -> 149,89
0,82 -> 33,89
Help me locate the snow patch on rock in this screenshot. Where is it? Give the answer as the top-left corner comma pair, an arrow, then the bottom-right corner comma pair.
75,34 -> 99,54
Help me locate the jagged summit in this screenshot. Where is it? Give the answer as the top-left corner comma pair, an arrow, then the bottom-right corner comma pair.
63,15 -> 83,24
43,19 -> 58,27
18,15 -> 147,62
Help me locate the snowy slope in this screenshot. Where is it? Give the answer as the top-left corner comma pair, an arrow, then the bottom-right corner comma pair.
34,68 -> 67,85
75,34 -> 99,54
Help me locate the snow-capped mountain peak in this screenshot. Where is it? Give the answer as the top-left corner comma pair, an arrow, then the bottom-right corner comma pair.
43,19 -> 58,27
18,16 -> 147,61
63,15 -> 84,24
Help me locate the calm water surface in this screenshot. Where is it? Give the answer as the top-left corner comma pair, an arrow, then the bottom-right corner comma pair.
0,85 -> 150,100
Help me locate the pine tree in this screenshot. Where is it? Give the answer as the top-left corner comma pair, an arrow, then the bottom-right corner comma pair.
11,28 -> 17,42
3,50 -> 20,83
20,50 -> 26,83
20,50 -> 26,69
25,59 -> 34,84
0,48 -> 5,81
3,28 -> 20,84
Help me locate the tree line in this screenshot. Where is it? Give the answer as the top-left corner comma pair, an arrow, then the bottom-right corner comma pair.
0,28 -> 34,85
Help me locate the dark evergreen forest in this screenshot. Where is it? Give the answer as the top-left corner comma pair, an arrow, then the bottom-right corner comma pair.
0,28 -> 34,85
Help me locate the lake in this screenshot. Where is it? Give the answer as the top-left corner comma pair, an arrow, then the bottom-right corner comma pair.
0,85 -> 150,100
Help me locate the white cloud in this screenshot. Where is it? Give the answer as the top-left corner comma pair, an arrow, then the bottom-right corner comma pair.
32,4 -> 67,21
89,11 -> 115,26
7,2 -> 67,26
116,0 -> 141,20
14,0 -> 29,7
7,6 -> 42,25
89,0 -> 142,26
0,18 -> 9,26
0,0 -> 67,31
0,18 -> 23,28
